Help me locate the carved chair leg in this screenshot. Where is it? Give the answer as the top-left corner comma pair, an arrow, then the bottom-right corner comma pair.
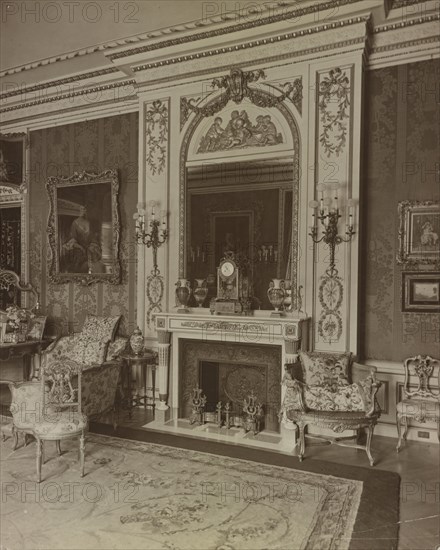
36,438 -> 43,483
112,407 -> 118,431
12,426 -> 18,451
56,440 -> 62,456
80,432 -> 85,477
366,424 -> 375,466
402,416 -> 409,442
298,423 -> 306,462
396,413 -> 402,452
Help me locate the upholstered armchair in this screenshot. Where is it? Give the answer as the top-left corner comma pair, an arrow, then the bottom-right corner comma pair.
40,314 -> 128,425
280,351 -> 382,466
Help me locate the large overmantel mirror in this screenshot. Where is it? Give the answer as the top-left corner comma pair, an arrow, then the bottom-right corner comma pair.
46,170 -> 121,285
186,159 -> 296,310
182,98 -> 300,311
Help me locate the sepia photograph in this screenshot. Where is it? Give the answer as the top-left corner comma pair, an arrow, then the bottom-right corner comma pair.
0,1 -> 439,549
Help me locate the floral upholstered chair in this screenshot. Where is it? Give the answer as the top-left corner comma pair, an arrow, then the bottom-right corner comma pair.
396,355 -> 440,452
4,361 -> 87,482
280,351 -> 382,466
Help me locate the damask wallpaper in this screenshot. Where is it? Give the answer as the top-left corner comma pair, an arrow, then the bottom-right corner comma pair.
362,59 -> 439,361
29,113 -> 138,336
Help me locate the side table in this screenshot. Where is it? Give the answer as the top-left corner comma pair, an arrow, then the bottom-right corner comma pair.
121,350 -> 158,418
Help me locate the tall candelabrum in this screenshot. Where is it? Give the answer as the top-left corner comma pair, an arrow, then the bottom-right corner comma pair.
309,183 -> 356,276
134,200 -> 168,274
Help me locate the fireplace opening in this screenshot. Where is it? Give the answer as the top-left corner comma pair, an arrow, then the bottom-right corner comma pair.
199,360 -> 272,430
179,339 -> 281,433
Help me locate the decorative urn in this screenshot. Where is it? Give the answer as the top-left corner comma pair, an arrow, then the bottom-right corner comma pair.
193,278 -> 208,307
176,278 -> 191,312
267,278 -> 285,317
130,326 -> 144,355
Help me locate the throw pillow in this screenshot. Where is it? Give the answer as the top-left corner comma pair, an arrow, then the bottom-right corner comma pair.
81,314 -> 121,342
106,337 -> 128,361
299,351 -> 352,390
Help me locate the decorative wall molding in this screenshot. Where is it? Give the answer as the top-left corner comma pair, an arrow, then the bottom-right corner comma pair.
0,68 -> 119,100
373,12 -> 440,34
133,18 -> 370,73
0,79 -> 136,114
109,0 -> 366,62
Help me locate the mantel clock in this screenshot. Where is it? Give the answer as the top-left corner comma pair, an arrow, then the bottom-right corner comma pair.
212,254 -> 252,315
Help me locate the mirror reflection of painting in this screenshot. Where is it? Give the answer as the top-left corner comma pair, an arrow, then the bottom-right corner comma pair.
57,183 -> 113,274
0,139 -> 24,184
214,214 -> 252,268
411,214 -> 440,253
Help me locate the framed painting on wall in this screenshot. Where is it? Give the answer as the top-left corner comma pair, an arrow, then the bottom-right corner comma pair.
46,170 -> 121,285
402,272 -> 440,313
397,200 -> 440,265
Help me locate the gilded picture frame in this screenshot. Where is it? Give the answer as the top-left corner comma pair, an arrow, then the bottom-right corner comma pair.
397,200 -> 440,265
46,170 -> 121,285
402,272 -> 440,313
0,133 -> 27,186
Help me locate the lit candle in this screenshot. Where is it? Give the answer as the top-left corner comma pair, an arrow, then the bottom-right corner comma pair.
349,213 -> 353,227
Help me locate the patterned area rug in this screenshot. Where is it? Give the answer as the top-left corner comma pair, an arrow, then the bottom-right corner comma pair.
1,433 -> 396,550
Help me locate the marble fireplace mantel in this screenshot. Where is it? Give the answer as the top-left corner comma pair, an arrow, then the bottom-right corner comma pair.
153,311 -> 310,420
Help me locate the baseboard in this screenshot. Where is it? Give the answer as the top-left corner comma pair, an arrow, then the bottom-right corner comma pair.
376,421 -> 439,444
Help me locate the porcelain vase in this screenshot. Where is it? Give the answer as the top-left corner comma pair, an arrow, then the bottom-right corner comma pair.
176,278 -> 191,311
130,326 -> 144,355
193,278 -> 208,307
267,278 -> 285,315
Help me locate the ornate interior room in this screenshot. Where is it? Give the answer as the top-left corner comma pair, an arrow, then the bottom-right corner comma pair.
0,1 -> 439,549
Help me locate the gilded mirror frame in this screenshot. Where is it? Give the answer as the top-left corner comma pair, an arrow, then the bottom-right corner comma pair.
46,170 -> 121,285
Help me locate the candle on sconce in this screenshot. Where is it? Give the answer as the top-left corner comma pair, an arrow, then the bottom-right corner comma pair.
347,198 -> 356,228
160,210 -> 167,226
148,200 -> 156,221
323,196 -> 332,215
316,183 -> 326,213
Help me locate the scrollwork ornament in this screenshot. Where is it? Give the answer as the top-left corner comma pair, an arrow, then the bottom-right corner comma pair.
146,273 -> 164,327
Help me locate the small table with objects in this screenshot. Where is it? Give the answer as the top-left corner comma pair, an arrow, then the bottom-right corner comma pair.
120,350 -> 158,418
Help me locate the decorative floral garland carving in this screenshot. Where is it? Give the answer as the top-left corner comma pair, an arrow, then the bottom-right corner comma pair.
145,100 -> 168,176
181,68 -> 294,120
318,68 -> 350,157
274,78 -> 303,114
318,273 -> 344,343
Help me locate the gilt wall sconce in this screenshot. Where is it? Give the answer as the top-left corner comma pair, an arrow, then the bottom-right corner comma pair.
134,200 -> 168,275
309,183 -> 356,276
